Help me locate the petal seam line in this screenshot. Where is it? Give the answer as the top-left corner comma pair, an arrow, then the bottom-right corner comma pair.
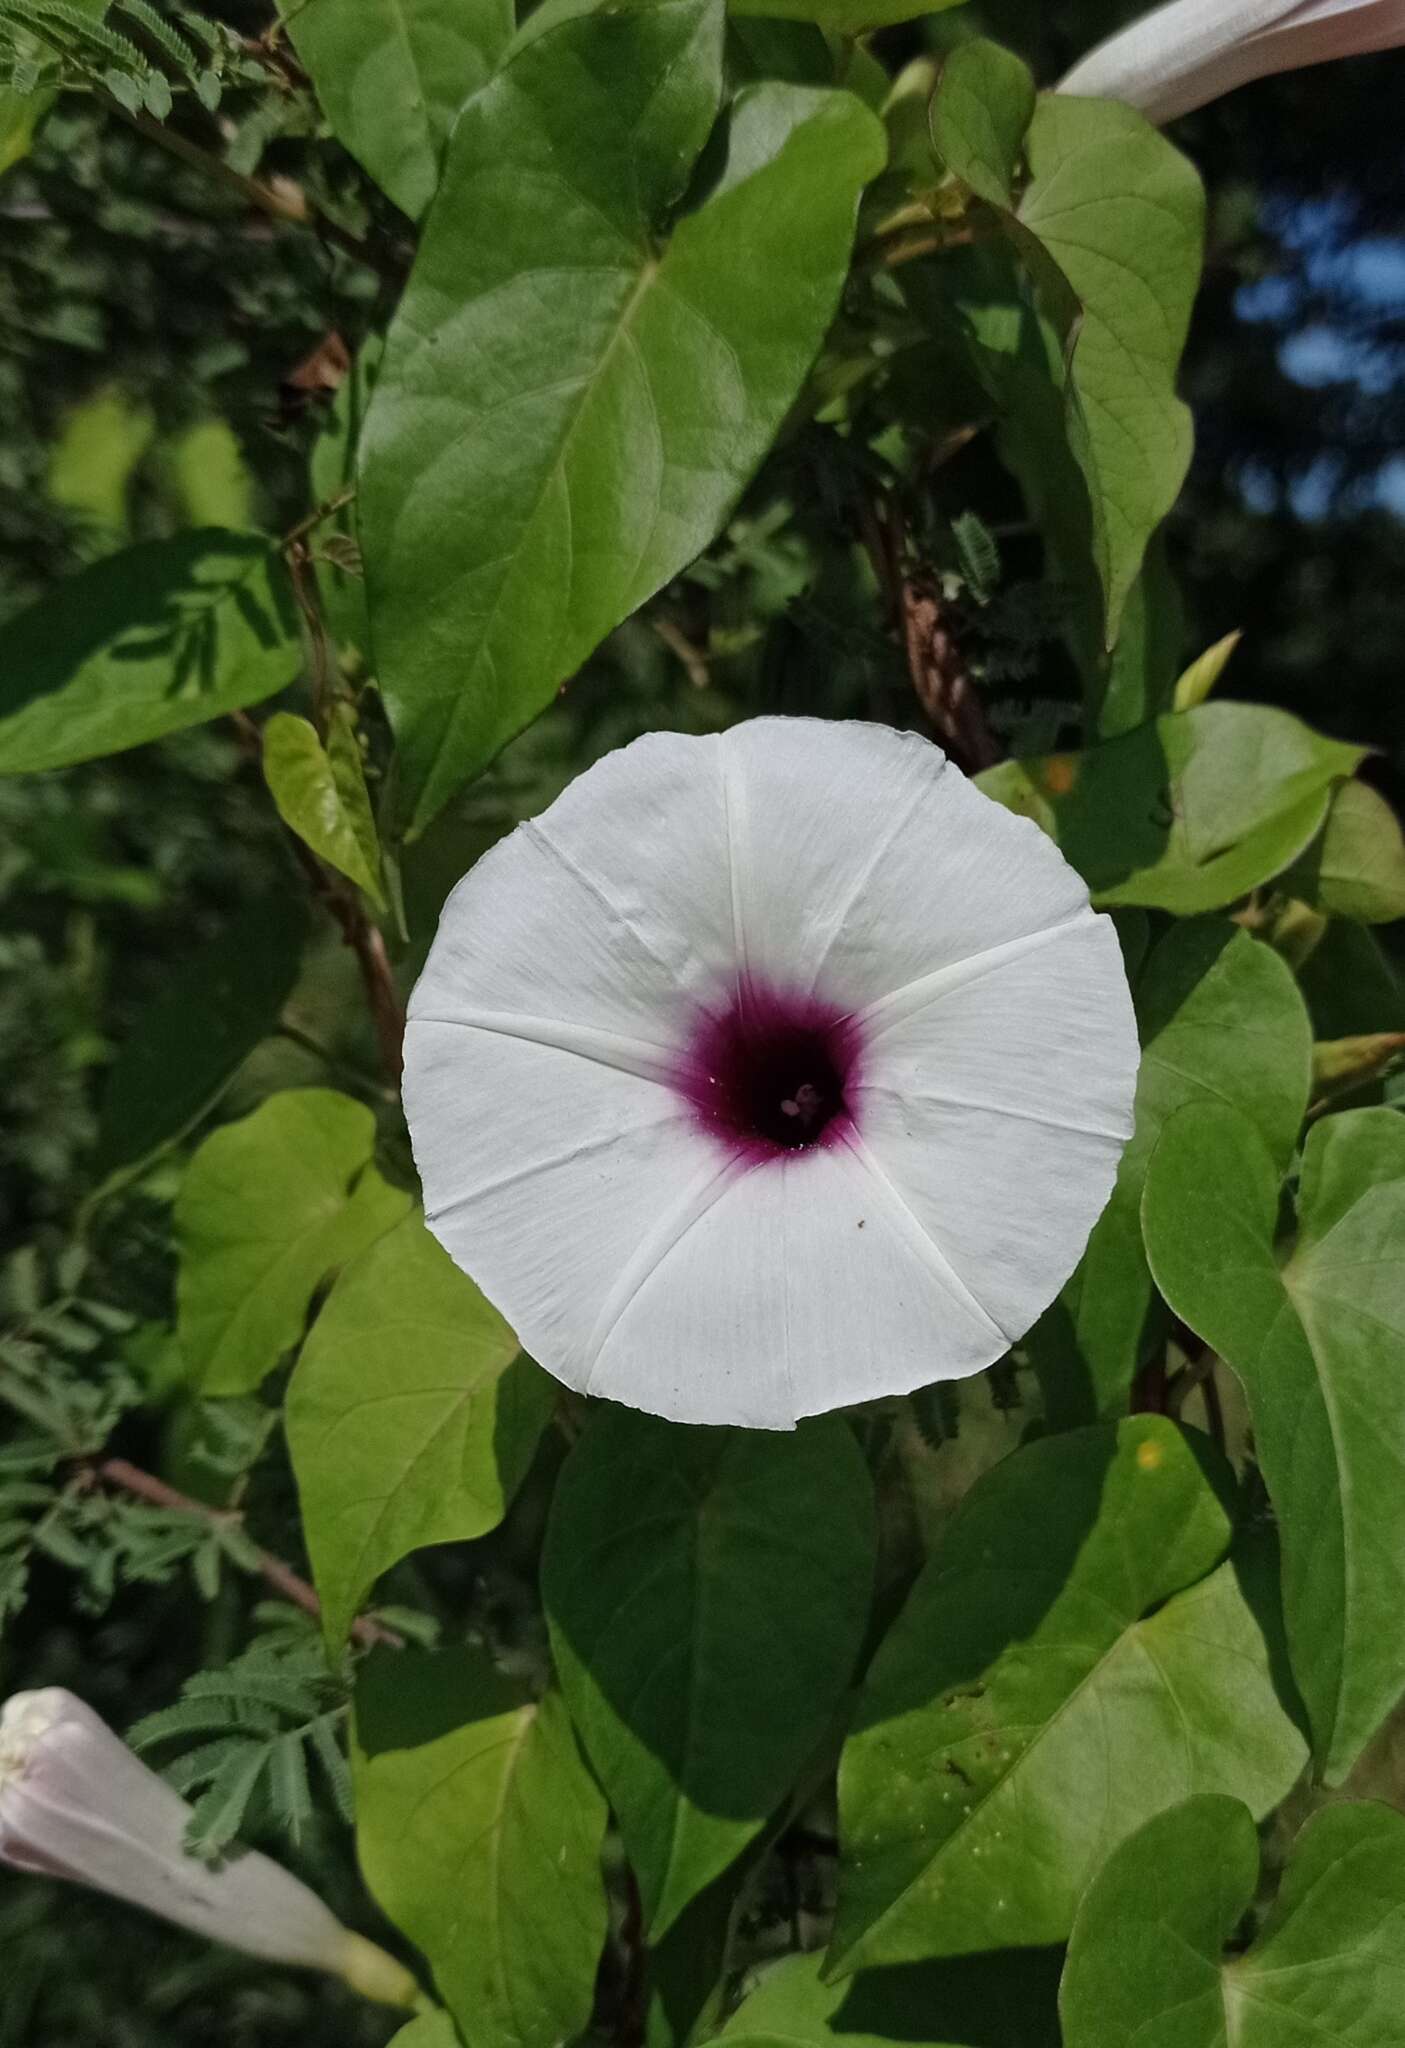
841,1130 -> 1014,1346
410,1010 -> 680,1087
580,1154 -> 745,1394
856,906 -> 1099,1044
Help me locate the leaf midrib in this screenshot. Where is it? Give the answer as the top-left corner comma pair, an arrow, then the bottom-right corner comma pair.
423,251 -> 660,824
840,1562 -> 1215,1968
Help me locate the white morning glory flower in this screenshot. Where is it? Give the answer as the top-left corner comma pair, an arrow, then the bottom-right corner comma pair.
404,718 -> 1137,1429
1059,0 -> 1405,127
0,1688 -> 416,2007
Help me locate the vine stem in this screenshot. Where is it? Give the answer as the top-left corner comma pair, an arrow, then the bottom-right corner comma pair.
289,826 -> 407,1087
856,490 -> 1002,773
860,220 -> 984,272
615,1867 -> 648,2048
93,1457 -> 403,1650
1165,1327 -> 1227,1450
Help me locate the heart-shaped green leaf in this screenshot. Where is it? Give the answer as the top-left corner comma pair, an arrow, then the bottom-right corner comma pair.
1031,920 -> 1311,1423
282,0 -> 515,221
287,1211 -> 551,1649
828,1417 -> 1306,1973
931,51 -> 1203,645
1062,1795 -> 1405,2048
360,0 -> 884,835
1144,1103 -> 1405,1777
542,1406 -> 876,1940
176,1088 -> 410,1395
1285,778 -> 1405,924
978,702 -> 1365,915
1017,97 -> 1204,644
353,1649 -> 607,2048
931,37 -> 1034,211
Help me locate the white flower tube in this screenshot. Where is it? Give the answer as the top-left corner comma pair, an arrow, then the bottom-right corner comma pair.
0,1689 -> 416,2008
1059,0 -> 1405,125
404,718 -> 1138,1429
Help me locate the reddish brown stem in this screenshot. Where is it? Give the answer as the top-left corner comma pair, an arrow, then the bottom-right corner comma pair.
899,579 -> 1001,772
615,1866 -> 648,2048
292,835 -> 405,1085
287,543 -> 334,723
863,223 -> 983,272
95,1457 -> 403,1650
1131,1358 -> 1170,1415
349,914 -> 407,1084
1202,1366 -> 1226,1452
856,491 -> 1001,773
1166,1327 -> 1227,1450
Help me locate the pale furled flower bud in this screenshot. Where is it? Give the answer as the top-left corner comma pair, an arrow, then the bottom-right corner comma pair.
0,1689 -> 416,2009
1059,0 -> 1405,126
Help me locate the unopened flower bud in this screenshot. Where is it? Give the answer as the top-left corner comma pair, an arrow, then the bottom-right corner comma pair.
0,1689 -> 416,2009
1059,0 -> 1405,127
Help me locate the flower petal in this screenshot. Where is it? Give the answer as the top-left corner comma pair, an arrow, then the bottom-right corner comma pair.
405,1017 -> 716,1386
1255,0 -> 1405,60
405,717 -> 1138,1426
852,913 -> 1138,1346
410,730 -> 741,1055
1059,1 -> 1299,120
715,719 -> 1089,1011
584,1142 -> 1009,1427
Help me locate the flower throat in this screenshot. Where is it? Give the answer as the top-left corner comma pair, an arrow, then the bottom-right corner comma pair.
676,980 -> 859,1161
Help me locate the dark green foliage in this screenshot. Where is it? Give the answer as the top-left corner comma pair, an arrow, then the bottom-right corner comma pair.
3,8 -> 1405,2048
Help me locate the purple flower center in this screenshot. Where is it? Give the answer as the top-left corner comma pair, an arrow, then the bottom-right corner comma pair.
676,979 -> 861,1162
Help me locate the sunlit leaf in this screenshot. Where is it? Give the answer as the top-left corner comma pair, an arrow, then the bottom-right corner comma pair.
1172,629 -> 1241,712
361,0 -> 884,834
1062,1795 -> 1405,2048
977,702 -> 1365,914
175,1088 -> 410,1396
261,709 -> 384,905
1017,96 -> 1204,642
829,1417 -> 1306,1972
931,51 -> 1203,644
0,532 -> 300,775
1030,921 -> 1310,1423
354,1650 -> 607,2048
1285,778 -> 1405,924
46,386 -> 155,539
1144,1102 -> 1405,1777
281,0 -> 514,220
287,1212 -> 551,1649
161,418 -> 256,532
